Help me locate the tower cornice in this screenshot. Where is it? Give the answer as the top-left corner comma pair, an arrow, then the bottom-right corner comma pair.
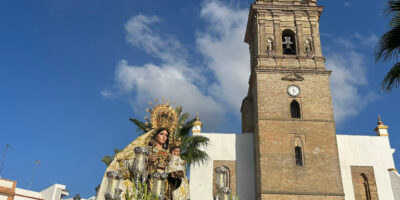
245,4 -> 323,44
252,68 -> 331,75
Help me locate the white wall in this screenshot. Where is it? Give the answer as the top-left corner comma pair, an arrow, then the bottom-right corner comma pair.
14,184 -> 68,200
0,195 -> 8,200
40,184 -> 67,200
189,133 -> 254,200
0,179 -> 14,188
64,196 -> 95,200
235,133 -> 255,200
14,188 -> 42,200
337,135 -> 396,200
389,170 -> 400,200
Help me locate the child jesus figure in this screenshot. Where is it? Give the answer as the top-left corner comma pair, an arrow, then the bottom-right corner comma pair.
167,146 -> 186,177
166,145 -> 190,200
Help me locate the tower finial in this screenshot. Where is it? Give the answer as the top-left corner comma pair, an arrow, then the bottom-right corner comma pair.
192,112 -> 202,134
375,115 -> 389,136
377,115 -> 383,125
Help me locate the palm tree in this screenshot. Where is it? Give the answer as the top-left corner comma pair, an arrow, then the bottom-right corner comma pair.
375,0 -> 400,91
130,105 -> 209,165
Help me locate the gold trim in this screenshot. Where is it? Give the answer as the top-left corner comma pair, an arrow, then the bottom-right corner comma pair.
374,125 -> 389,130
193,121 -> 202,126
150,103 -> 178,134
388,168 -> 398,172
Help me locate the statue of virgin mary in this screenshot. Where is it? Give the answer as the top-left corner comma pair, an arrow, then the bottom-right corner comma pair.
96,102 -> 190,200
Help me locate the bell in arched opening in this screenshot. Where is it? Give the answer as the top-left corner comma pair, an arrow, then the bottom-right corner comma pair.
282,29 -> 297,55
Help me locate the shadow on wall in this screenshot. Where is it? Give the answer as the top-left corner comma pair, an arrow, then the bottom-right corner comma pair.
235,133 -> 255,200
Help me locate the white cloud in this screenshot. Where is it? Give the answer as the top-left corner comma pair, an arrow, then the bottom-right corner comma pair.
124,14 -> 187,64
104,0 -> 376,130
354,32 -> 379,47
328,32 -> 378,49
197,0 -> 250,113
324,33 -> 378,123
103,1 -> 249,131
114,60 -> 225,128
100,89 -> 113,98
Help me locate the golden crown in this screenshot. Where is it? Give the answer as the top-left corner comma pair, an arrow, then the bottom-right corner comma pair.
148,98 -> 178,135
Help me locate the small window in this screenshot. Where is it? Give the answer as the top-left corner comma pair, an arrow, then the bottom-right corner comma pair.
361,174 -> 372,200
282,29 -> 296,55
290,100 -> 301,118
295,146 -> 303,166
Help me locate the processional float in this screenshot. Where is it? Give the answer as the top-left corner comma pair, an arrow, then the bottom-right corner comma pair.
98,100 -> 189,200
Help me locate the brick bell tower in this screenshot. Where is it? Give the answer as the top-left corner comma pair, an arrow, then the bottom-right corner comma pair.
241,0 -> 345,199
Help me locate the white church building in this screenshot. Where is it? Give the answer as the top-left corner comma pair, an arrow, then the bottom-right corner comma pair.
190,119 -> 400,199
189,0 -> 400,199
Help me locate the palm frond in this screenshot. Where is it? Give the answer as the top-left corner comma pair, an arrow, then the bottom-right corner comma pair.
382,62 -> 400,91
390,14 -> 400,27
179,118 -> 196,137
178,113 -> 190,126
129,118 -> 151,133
182,135 -> 209,148
180,135 -> 209,165
175,106 -> 183,117
181,148 -> 208,166
385,0 -> 400,15
101,155 -> 113,166
375,25 -> 400,62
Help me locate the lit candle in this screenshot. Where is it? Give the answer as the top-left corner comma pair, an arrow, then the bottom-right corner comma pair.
155,179 -> 162,195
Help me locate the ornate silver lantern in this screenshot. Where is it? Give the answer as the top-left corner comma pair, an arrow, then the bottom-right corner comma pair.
104,171 -> 122,200
151,172 -> 169,199
215,166 -> 230,189
129,147 -> 150,184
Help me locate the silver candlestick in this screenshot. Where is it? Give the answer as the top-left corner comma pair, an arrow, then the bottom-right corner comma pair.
129,147 -> 150,184
104,171 -> 122,200
151,172 -> 168,199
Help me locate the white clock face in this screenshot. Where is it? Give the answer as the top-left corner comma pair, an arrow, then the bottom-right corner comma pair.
287,85 -> 300,97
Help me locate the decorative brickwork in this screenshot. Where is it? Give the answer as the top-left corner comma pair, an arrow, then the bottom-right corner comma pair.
351,166 -> 379,200
212,160 -> 237,197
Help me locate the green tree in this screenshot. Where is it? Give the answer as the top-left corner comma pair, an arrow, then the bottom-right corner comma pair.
375,0 -> 400,91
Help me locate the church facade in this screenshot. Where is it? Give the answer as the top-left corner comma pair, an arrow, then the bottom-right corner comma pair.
189,0 -> 400,199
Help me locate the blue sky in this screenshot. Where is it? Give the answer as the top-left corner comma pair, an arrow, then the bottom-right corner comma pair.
1,0 -> 399,198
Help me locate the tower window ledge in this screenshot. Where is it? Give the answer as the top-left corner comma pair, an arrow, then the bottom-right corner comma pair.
268,55 -> 325,61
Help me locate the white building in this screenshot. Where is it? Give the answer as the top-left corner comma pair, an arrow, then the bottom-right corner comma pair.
0,178 -> 69,200
189,118 -> 400,199
188,0 -> 400,199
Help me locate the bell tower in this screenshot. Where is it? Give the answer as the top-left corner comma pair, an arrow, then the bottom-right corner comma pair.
241,0 -> 345,199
